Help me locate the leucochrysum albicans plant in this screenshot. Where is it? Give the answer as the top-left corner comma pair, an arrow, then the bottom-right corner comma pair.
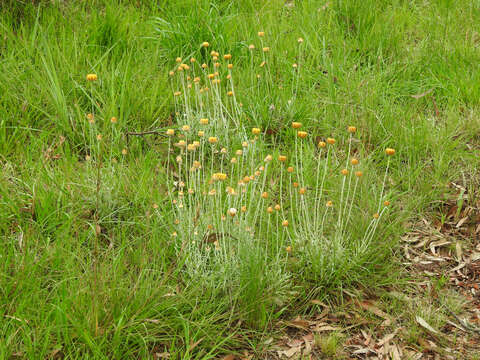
166,35 -> 396,291
80,33 -> 396,327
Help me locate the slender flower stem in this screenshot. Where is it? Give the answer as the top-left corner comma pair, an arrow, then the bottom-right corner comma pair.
378,158 -> 390,213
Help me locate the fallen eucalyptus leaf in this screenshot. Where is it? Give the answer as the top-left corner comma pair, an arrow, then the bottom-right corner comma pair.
416,316 -> 439,334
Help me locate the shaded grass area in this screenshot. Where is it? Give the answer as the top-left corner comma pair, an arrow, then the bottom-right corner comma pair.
0,0 -> 479,358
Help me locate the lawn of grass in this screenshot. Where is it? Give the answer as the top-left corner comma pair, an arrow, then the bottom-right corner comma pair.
0,0 -> 479,358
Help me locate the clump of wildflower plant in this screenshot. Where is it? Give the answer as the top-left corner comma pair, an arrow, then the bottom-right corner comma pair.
165,38 -> 396,291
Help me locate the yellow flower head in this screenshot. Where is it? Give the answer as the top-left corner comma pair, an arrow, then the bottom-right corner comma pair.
326,200 -> 333,207
351,158 -> 359,165
326,137 -> 336,145
175,57 -> 182,63
227,91 -> 234,96
297,131 -> 308,139
235,149 -> 243,156
348,126 -> 357,133
227,64 -> 233,69
318,141 -> 326,148
274,204 -> 281,211
198,130 -> 205,137
297,37 -> 304,43
341,169 -> 349,176
208,137 -> 218,144
166,129 -> 175,136
177,140 -> 186,148
182,125 -> 190,131
287,166 -> 294,173
174,91 -> 182,96
212,173 -> 227,181
201,41 -> 209,47
258,31 -> 265,37
355,171 -> 363,178
291,122 -> 302,129
110,117 -> 117,124
224,54 -> 232,60
385,148 -> 396,156
282,220 -> 289,227
248,44 -> 255,50
278,155 -> 287,162
199,118 -> 209,125
261,192 -> 268,199
252,127 -> 261,135
267,206 -> 274,214
299,187 -> 306,195
264,154 -> 273,162
241,206 -> 247,212
86,73 -> 98,81
228,208 -> 237,217
262,47 -> 270,52
201,63 -> 208,69
373,213 -> 380,219
193,160 -> 201,169
384,201 -> 390,206
121,148 -> 127,155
